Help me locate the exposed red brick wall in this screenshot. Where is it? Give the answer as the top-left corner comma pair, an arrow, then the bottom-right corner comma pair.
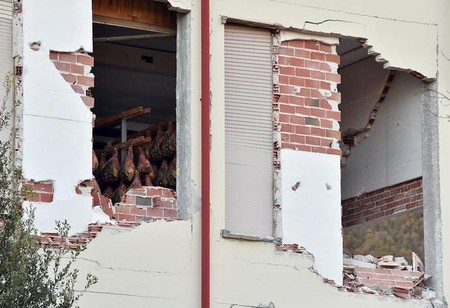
342,178 -> 423,227
273,39 -> 341,159
113,187 -> 177,223
23,180 -> 54,203
49,51 -> 95,108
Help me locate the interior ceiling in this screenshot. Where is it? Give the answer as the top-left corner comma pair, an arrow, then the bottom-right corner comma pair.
92,23 -> 176,145
337,37 -> 371,69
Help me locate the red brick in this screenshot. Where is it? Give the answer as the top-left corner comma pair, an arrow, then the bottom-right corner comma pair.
287,40 -> 304,48
289,96 -> 304,106
279,114 -> 290,123
39,193 -> 53,203
305,79 -> 320,89
278,47 -> 295,57
305,136 -> 320,146
320,62 -> 332,72
130,206 -> 147,216
304,41 -> 320,50
311,146 -> 327,154
295,126 -> 310,135
116,214 -> 136,222
59,53 -> 77,63
54,61 -> 71,72
81,96 -> 95,108
278,66 -> 295,76
71,84 -> 85,95
311,52 -> 326,61
320,137 -> 333,146
290,134 -> 305,144
289,58 -> 305,67
279,75 -> 289,85
326,110 -> 341,121
77,54 -> 94,66
310,108 -> 326,118
290,115 -> 305,125
320,82 -> 331,90
33,182 -> 53,192
326,73 -> 341,83
297,145 -> 312,152
295,106 -> 310,116
281,123 -> 294,133
326,130 -> 341,139
281,133 -> 290,142
326,54 -> 340,64
289,76 -> 305,87
62,73 -> 76,84
295,68 -> 310,78
159,200 -> 175,209
304,60 -> 321,70
295,49 -> 310,59
146,187 -> 163,197
320,100 -> 332,110
77,76 -> 94,87
278,56 -> 290,66
71,63 -> 85,75
280,104 -> 295,114
327,148 -> 341,156
319,44 -> 333,53
162,189 -> 175,198
310,70 -> 325,80
49,51 -> 58,61
146,207 -> 164,217
281,142 -> 297,150
163,209 -> 177,219
115,205 -> 130,214
311,127 -> 326,137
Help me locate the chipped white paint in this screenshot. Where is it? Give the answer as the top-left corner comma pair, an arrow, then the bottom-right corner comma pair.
167,0 -> 191,12
21,0 -> 94,233
340,59 -> 423,199
23,0 -> 92,52
75,215 -> 432,307
280,149 -> 343,285
215,0 -> 437,79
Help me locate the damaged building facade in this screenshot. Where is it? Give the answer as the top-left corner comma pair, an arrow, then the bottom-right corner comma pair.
0,0 -> 449,307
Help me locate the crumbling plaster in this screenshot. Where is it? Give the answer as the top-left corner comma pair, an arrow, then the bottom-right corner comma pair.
75,214 -> 433,307
21,0 -> 96,234
215,0 -> 437,79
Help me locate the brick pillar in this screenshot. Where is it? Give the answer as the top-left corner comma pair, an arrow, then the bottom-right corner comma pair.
274,39 -> 341,156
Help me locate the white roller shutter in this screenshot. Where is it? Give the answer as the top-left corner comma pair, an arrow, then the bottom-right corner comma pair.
0,0 -> 12,142
224,25 -> 273,238
0,0 -> 12,76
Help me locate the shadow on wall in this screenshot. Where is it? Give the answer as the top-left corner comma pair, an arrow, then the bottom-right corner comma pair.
343,208 -> 424,264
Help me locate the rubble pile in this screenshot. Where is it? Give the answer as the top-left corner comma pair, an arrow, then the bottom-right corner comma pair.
342,253 -> 434,300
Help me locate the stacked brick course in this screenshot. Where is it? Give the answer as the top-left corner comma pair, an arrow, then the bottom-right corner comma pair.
49,51 -> 95,108
274,39 -> 341,157
23,180 -> 54,203
342,178 -> 423,227
113,187 -> 177,223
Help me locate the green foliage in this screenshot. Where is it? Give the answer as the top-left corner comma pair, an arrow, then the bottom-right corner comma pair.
0,73 -> 97,307
343,209 -> 424,263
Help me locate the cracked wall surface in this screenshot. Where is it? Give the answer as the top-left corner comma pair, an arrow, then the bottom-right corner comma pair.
21,0 -> 96,234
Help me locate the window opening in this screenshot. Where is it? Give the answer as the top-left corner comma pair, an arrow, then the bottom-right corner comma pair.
90,7 -> 178,222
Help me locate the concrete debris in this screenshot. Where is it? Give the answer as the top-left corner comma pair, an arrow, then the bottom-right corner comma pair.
341,253 -> 433,300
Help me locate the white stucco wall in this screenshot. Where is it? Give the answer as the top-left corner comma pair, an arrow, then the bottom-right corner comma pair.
76,215 -> 433,308
22,0 -> 96,234
281,149 -> 343,285
436,0 -> 450,304
340,59 -> 423,199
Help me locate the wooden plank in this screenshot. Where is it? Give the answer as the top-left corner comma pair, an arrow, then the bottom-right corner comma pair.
92,0 -> 176,31
94,106 -> 151,129
101,136 -> 151,154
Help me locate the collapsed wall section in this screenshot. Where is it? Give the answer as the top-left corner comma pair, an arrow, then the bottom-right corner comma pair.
273,34 -> 343,285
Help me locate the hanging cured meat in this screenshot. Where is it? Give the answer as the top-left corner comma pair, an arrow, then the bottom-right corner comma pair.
120,147 -> 135,184
161,121 -> 176,159
149,124 -> 164,163
100,148 -> 120,185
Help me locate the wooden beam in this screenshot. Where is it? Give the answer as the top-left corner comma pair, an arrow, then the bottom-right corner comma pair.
94,106 -> 151,129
